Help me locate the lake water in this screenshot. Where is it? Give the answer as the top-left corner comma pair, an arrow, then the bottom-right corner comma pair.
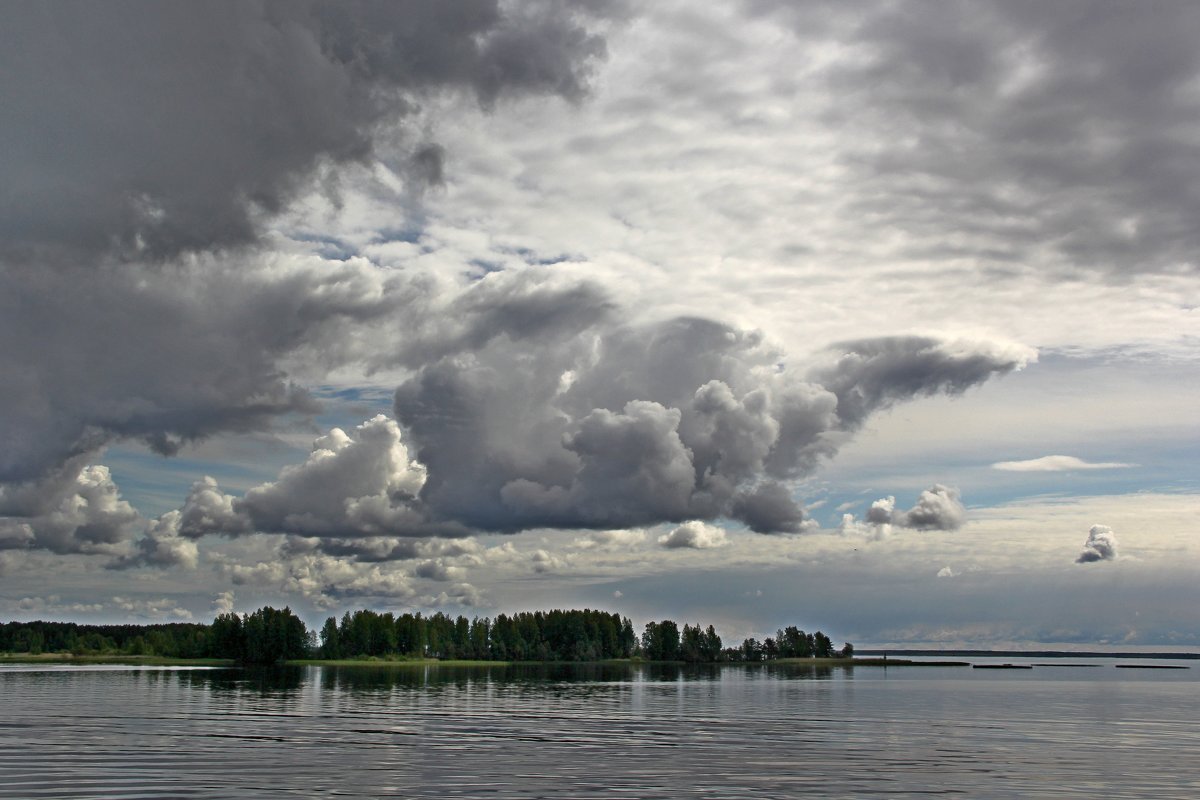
2,659 -> 1197,798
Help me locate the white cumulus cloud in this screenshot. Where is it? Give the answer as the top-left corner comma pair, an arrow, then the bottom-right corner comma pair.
658,521 -> 729,550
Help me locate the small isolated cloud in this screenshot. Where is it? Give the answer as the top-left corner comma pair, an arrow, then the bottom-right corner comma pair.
425,583 -> 489,609
937,566 -> 957,578
992,455 -> 1133,472
530,549 -> 565,573
658,521 -> 729,549
1077,524 -> 1119,564
414,559 -> 464,582
844,485 -> 967,535
612,590 -> 623,598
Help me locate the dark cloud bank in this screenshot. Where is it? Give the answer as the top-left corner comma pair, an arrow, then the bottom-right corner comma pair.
0,0 -> 622,485
0,1 -> 1038,565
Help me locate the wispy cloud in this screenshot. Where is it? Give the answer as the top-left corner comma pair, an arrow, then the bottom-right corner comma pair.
992,455 -> 1134,472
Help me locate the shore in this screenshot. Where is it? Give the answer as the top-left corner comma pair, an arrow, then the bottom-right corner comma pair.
2,653 -> 966,668
0,653 -> 235,666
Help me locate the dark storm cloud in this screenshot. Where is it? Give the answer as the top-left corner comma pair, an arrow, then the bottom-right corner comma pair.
0,258 -> 397,483
0,1 -> 620,485
731,482 -> 806,534
0,0 -> 619,262
752,0 -> 1200,277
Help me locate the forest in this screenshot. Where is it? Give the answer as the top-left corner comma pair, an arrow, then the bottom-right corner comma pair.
1,606 -> 852,665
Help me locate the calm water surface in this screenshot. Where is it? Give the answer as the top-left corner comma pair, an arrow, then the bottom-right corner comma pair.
1,659 -> 1197,798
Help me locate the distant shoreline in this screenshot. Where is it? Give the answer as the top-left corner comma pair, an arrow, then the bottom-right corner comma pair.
860,649 -> 1200,660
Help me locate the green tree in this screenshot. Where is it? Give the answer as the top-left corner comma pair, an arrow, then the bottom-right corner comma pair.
319,617 -> 341,659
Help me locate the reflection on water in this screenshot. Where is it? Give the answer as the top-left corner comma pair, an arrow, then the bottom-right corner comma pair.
2,661 -> 1198,798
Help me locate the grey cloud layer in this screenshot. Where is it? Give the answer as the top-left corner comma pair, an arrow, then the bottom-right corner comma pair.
750,0 -> 1200,278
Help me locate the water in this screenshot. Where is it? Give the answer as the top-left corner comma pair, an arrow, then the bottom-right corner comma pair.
1,660 -> 1197,798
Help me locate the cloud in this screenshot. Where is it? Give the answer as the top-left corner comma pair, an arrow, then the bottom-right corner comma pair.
108,511 -> 200,571
897,485 -> 968,531
175,416 -> 469,546
425,583 -> 489,609
224,553 -> 417,608
0,0 -> 624,486
111,596 -> 193,620
731,481 -> 806,534
0,458 -> 142,555
212,591 -> 236,617
0,0 -> 621,263
992,455 -> 1134,472
575,529 -> 646,549
936,566 -> 957,578
530,549 -> 566,573
8,595 -> 106,617
414,559 -> 464,582
844,485 -> 968,534
658,521 -> 729,550
752,0 -> 1200,280
0,254 -> 390,484
395,301 -> 1027,534
809,337 -> 1035,431
282,535 -> 480,563
158,306 -> 1021,548
1076,524 -> 1119,564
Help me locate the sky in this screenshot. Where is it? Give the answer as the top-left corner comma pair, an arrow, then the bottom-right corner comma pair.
1,0 -> 1198,649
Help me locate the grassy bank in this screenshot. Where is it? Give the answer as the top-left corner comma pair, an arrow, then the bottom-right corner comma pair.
0,653 -> 235,667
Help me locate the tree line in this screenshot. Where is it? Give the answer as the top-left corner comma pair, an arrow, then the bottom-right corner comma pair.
2,607 -> 851,665
640,620 -> 851,662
